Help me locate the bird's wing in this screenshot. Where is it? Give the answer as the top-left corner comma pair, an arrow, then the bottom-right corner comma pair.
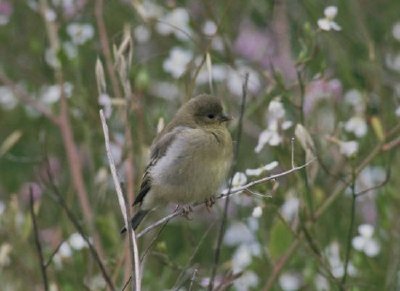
133,126 -> 188,206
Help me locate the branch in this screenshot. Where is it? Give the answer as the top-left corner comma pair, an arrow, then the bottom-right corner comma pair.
100,110 -> 141,291
0,71 -> 58,124
29,187 -> 49,291
45,167 -> 116,291
208,72 -> 249,291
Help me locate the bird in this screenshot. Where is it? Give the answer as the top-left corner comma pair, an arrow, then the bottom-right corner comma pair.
121,94 -> 233,233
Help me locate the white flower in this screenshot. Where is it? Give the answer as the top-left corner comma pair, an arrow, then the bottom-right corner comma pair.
344,116 -> 368,137
279,272 -> 302,291
45,47 -> 60,68
40,83 -> 73,104
385,53 -> 400,72
149,81 -> 180,100
317,6 -> 341,31
396,106 -> 400,117
281,196 -> 299,221
98,93 -> 112,118
339,140 -> 358,157
392,22 -> 400,41
226,66 -> 261,96
232,172 -> 247,188
245,161 -> 278,176
156,8 -> 191,40
163,47 -> 193,78
67,23 -> 94,45
233,271 -> 259,291
326,241 -> 357,278
134,25 -> 151,43
63,42 -> 78,59
255,128 -> 281,152
268,99 -> 286,120
68,233 -> 87,250
0,86 -> 17,110
223,222 -> 254,246
252,206 -> 263,218
196,63 -> 227,85
202,20 -> 217,36
352,224 -> 380,257
134,0 -> 163,20
44,8 -> 57,22
58,242 -> 72,258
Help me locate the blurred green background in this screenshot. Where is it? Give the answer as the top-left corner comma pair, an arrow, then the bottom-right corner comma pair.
1,0 -> 400,290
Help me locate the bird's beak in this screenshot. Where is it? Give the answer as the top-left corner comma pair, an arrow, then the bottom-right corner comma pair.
219,114 -> 232,122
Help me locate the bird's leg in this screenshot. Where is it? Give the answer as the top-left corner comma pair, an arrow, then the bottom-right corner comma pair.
205,196 -> 216,212
180,204 -> 193,220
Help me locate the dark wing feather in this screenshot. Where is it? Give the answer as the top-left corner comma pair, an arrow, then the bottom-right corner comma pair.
132,126 -> 187,206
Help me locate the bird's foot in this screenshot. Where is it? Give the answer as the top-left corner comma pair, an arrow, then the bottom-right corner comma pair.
205,196 -> 216,212
180,205 -> 193,220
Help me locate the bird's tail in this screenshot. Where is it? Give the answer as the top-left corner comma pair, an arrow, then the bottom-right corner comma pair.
120,210 -> 150,234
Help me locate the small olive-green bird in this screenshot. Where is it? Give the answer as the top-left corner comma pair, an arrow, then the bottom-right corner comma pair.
122,94 -> 233,232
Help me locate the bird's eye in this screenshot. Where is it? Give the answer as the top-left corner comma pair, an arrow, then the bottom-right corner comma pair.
207,114 -> 215,119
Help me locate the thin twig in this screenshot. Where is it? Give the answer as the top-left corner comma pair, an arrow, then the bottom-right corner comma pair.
136,158 -> 316,239
173,222 -> 216,290
342,168 -> 356,287
29,187 -> 49,291
100,110 -> 141,291
208,72 -> 249,291
0,71 -> 58,124
44,240 -> 64,269
45,167 -> 116,291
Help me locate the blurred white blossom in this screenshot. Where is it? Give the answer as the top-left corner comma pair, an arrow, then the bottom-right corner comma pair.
245,161 -> 278,176
44,8 -> 56,22
163,47 -> 193,78
353,166 -> 386,197
0,86 -> 17,110
58,241 -> 72,258
339,140 -> 358,157
233,271 -> 259,291
344,116 -> 368,137
134,0 -> 163,20
396,105 -> 400,117
326,241 -> 357,278
279,272 -> 302,291
231,172 -> 247,188
45,47 -> 60,68
385,53 -> 400,72
314,274 -> 329,291
281,196 -> 299,221
317,6 -> 341,31
252,206 -> 263,218
231,243 -> 260,272
63,41 -> 78,59
392,22 -> 400,41
196,63 -> 227,85
202,20 -> 217,36
224,222 -> 255,246
68,233 -> 88,250
134,25 -> 151,43
344,89 -> 364,113
98,93 -> 112,118
255,99 -> 292,152
156,8 -> 191,40
67,23 -> 94,45
352,224 -> 380,257
40,83 -> 73,104
226,66 -> 261,96
150,81 -> 180,100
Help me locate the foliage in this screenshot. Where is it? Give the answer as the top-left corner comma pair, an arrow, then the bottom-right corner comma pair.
1,0 -> 400,290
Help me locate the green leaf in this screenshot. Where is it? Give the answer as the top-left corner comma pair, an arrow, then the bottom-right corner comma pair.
268,219 -> 293,260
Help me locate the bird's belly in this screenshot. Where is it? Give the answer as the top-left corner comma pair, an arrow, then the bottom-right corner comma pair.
152,155 -> 229,204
